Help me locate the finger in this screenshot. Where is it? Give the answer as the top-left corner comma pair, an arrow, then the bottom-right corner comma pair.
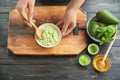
32,19 -> 36,23
24,20 -> 33,28
16,1 -> 27,18
15,1 -> 23,12
62,23 -> 69,36
24,19 -> 36,27
16,6 -> 26,19
56,20 -> 63,26
56,20 -> 63,29
65,23 -> 76,36
28,1 -> 35,22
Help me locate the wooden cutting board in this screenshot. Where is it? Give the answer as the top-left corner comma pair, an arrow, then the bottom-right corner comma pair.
8,6 -> 87,55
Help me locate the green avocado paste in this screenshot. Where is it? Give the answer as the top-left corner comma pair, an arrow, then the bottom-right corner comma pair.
38,25 -> 60,46
89,45 -> 98,54
79,54 -> 91,66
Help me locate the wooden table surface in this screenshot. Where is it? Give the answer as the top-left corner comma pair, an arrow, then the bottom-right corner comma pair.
0,0 -> 120,80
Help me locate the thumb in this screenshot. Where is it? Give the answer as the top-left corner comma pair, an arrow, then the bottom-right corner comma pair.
66,23 -> 76,36
62,23 -> 69,36
56,20 -> 63,26
28,1 -> 35,22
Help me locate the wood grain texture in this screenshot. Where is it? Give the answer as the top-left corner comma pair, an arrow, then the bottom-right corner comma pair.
7,6 -> 87,55
0,0 -> 120,80
0,13 -> 9,29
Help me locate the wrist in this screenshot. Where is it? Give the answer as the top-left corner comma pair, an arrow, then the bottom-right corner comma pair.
66,6 -> 78,13
66,0 -> 85,11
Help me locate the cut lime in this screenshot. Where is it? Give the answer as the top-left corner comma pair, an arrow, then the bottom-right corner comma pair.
79,54 -> 91,66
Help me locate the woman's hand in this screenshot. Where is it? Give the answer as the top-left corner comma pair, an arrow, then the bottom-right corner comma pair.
16,0 -> 36,27
57,0 -> 85,37
57,8 -> 77,37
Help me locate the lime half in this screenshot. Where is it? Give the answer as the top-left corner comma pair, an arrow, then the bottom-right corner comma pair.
79,54 -> 91,66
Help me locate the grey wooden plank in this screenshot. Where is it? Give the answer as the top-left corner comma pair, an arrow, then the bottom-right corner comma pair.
83,0 -> 120,13
0,8 -> 11,13
114,30 -> 120,47
0,64 -> 93,80
0,13 -> 9,29
0,50 -> 78,65
0,47 -> 119,80
0,29 -> 8,47
0,0 -> 17,11
0,62 -> 120,80
0,47 -> 120,80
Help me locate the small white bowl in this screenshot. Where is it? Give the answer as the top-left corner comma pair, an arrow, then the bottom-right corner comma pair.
88,43 -> 99,55
35,23 -> 62,48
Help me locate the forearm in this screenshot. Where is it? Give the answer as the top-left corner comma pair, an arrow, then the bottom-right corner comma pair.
67,0 -> 85,10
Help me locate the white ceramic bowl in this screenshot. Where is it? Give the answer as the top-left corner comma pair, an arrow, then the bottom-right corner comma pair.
35,23 -> 62,48
87,16 -> 117,42
87,43 -> 99,55
87,16 -> 100,42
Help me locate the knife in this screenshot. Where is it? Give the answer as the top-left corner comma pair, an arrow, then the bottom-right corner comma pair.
73,23 -> 79,35
73,23 -> 86,35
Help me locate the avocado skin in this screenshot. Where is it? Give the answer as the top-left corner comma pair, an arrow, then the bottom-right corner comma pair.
96,10 -> 120,24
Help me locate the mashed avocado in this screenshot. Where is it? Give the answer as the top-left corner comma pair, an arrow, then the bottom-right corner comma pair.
38,25 -> 59,46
